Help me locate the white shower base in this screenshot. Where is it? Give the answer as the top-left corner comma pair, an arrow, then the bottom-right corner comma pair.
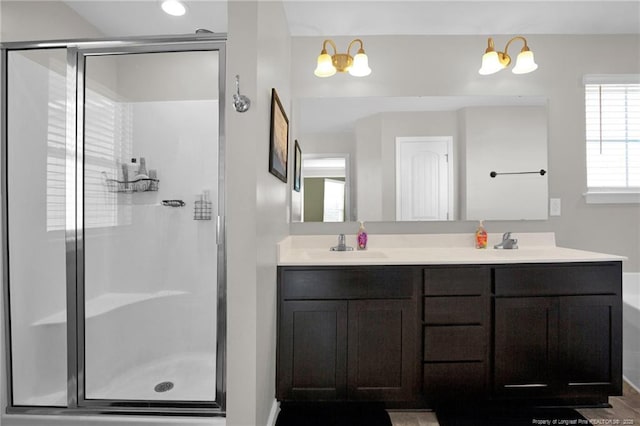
24,352 -> 215,406
90,352 -> 216,401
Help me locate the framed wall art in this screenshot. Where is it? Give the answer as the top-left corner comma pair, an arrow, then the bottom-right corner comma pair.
293,140 -> 302,192
269,88 -> 289,183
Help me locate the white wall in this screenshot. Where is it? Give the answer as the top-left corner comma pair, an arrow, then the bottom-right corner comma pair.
463,106 -> 548,220
355,115 -> 383,222
290,35 -> 640,272
226,1 -> 291,425
0,1 -> 104,41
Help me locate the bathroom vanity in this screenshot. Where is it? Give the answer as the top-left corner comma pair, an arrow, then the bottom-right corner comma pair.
276,233 -> 625,408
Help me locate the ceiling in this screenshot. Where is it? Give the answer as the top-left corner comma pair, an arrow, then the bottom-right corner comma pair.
283,1 -> 640,36
61,0 -> 640,38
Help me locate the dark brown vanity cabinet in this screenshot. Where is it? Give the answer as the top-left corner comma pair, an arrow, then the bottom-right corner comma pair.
422,266 -> 491,404
276,260 -> 623,407
276,267 -> 420,403
493,262 -> 623,403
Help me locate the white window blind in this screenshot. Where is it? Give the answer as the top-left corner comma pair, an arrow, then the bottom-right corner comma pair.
46,67 -> 132,231
585,80 -> 640,192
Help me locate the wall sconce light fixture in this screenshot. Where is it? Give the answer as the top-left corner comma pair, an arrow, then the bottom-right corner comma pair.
314,39 -> 372,78
479,36 -> 538,75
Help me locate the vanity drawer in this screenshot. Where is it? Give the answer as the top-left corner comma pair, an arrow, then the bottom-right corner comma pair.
280,267 -> 415,300
423,296 -> 484,324
423,267 -> 489,296
494,262 -> 622,296
423,325 -> 485,361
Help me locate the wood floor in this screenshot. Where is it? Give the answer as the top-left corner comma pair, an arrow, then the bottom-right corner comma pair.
578,381 -> 640,424
388,381 -> 640,426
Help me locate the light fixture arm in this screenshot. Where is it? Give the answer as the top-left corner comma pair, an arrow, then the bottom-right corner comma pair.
321,39 -> 338,56
347,38 -> 365,55
503,35 -> 530,56
498,36 -> 531,67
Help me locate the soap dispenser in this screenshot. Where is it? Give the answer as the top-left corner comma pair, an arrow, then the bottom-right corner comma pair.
475,220 -> 488,249
357,221 -> 368,250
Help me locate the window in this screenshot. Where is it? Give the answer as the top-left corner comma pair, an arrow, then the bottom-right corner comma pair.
584,75 -> 640,204
46,63 -> 132,231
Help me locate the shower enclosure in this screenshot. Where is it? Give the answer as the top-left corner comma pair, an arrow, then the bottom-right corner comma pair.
1,35 -> 226,416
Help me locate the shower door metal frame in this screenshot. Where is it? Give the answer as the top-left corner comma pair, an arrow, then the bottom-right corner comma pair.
1,34 -> 227,417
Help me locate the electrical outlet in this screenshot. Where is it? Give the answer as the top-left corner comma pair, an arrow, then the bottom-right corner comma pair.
550,198 -> 561,216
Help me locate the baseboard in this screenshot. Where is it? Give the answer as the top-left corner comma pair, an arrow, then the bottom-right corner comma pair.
265,399 -> 279,426
624,375 -> 640,394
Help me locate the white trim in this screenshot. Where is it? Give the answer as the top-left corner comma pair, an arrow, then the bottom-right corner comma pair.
624,375 -> 640,394
583,74 -> 640,85
265,399 -> 279,426
584,190 -> 640,204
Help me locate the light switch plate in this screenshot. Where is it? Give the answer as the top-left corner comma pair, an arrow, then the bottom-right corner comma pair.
550,198 -> 561,216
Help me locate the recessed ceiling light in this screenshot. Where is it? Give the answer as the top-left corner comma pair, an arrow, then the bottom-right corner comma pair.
161,0 -> 186,16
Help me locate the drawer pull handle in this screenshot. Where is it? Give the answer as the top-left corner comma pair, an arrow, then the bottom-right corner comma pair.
568,382 -> 610,386
504,384 -> 548,388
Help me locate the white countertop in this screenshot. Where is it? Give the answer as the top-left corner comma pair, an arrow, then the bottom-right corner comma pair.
277,233 -> 627,266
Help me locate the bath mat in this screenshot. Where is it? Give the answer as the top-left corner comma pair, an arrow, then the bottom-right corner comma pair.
436,407 -> 590,426
275,403 -> 392,426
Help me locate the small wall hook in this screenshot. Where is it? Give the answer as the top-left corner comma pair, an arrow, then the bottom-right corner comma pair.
233,75 -> 251,113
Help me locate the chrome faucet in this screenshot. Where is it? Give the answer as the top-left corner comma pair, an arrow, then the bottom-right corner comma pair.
330,234 -> 354,251
494,232 -> 519,249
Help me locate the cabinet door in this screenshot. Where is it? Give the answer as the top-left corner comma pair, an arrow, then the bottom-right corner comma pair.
494,297 -> 558,397
277,300 -> 348,401
558,295 -> 622,396
347,299 -> 417,401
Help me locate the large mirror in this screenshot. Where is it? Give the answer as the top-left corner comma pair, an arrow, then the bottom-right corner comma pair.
291,96 -> 548,223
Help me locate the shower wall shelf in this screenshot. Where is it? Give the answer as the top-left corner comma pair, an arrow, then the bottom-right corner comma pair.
32,290 -> 187,326
194,200 -> 213,220
102,172 -> 159,193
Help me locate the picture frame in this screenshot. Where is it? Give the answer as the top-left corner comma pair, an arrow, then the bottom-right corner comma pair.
293,140 -> 302,192
269,88 -> 289,183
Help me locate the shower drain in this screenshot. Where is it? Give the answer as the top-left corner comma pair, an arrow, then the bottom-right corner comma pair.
154,381 -> 174,393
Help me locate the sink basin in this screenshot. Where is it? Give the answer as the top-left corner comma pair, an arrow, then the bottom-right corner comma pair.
303,250 -> 389,260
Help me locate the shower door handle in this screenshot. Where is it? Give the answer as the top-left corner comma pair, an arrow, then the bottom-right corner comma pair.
216,215 -> 225,245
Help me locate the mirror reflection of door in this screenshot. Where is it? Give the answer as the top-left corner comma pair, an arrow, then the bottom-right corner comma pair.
302,155 -> 350,222
395,136 -> 454,221
323,179 -> 345,222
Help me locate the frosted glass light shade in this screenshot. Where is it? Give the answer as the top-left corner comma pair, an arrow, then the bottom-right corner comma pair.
161,0 -> 186,16
478,51 -> 503,75
314,53 -> 336,77
512,50 -> 538,74
349,53 -> 371,77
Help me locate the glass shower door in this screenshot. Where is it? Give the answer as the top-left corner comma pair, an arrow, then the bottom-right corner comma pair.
5,48 -> 69,407
81,49 -> 220,404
